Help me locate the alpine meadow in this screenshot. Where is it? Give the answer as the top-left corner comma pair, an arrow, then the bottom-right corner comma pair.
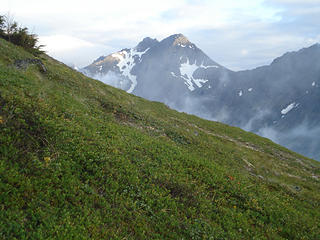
0,32 -> 320,239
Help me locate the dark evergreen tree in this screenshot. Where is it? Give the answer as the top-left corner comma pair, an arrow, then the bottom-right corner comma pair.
0,15 -> 5,37
0,14 -> 44,56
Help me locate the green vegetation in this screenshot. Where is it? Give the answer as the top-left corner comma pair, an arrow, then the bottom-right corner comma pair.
0,14 -> 43,56
0,37 -> 319,239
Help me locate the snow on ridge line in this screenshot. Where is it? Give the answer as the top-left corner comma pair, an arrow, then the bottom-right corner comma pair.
112,47 -> 150,62
281,102 -> 299,115
133,47 -> 150,58
111,52 -> 125,60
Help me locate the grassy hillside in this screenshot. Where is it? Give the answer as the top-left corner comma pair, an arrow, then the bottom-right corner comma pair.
0,38 -> 319,239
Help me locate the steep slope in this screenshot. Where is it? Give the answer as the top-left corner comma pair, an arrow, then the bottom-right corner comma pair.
83,37 -> 320,161
1,38 -> 320,239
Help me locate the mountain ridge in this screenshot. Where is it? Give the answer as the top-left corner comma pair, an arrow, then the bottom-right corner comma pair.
82,34 -> 225,94
82,34 -> 320,161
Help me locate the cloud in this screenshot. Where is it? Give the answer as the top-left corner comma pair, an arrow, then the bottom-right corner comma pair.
37,35 -> 113,67
40,35 -> 94,52
258,123 -> 320,161
1,0 -> 319,69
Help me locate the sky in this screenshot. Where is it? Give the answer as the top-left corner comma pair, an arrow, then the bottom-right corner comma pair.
2,0 -> 320,70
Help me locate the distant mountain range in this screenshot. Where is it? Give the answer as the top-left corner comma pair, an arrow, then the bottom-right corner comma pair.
81,34 -> 320,161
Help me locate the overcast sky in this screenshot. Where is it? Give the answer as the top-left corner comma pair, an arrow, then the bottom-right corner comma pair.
2,0 -> 320,70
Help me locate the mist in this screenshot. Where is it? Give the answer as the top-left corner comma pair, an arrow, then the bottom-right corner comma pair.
170,88 -> 320,161
259,124 -> 320,161
91,71 -> 131,91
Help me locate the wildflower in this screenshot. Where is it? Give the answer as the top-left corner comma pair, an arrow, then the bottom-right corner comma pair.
0,116 -> 3,124
44,157 -> 51,165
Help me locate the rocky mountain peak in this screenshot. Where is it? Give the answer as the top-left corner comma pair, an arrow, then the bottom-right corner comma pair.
159,33 -> 192,47
93,55 -> 106,64
172,33 -> 191,46
135,37 -> 159,52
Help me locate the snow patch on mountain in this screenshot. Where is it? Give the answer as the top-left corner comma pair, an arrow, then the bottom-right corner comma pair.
281,102 -> 299,115
200,65 -> 219,69
177,43 -> 196,50
111,52 -> 124,60
193,79 -> 208,88
172,70 -> 204,90
112,48 -> 150,93
179,58 -> 217,91
115,50 -> 136,93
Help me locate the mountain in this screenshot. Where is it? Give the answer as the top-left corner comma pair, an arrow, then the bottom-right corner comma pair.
82,34 -> 228,105
82,35 -> 320,161
1,37 -> 320,239
193,43 -> 320,161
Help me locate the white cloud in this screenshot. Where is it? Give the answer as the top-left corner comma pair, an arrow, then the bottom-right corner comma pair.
241,49 -> 249,56
1,0 -> 319,69
267,0 -> 320,5
39,35 -> 94,52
